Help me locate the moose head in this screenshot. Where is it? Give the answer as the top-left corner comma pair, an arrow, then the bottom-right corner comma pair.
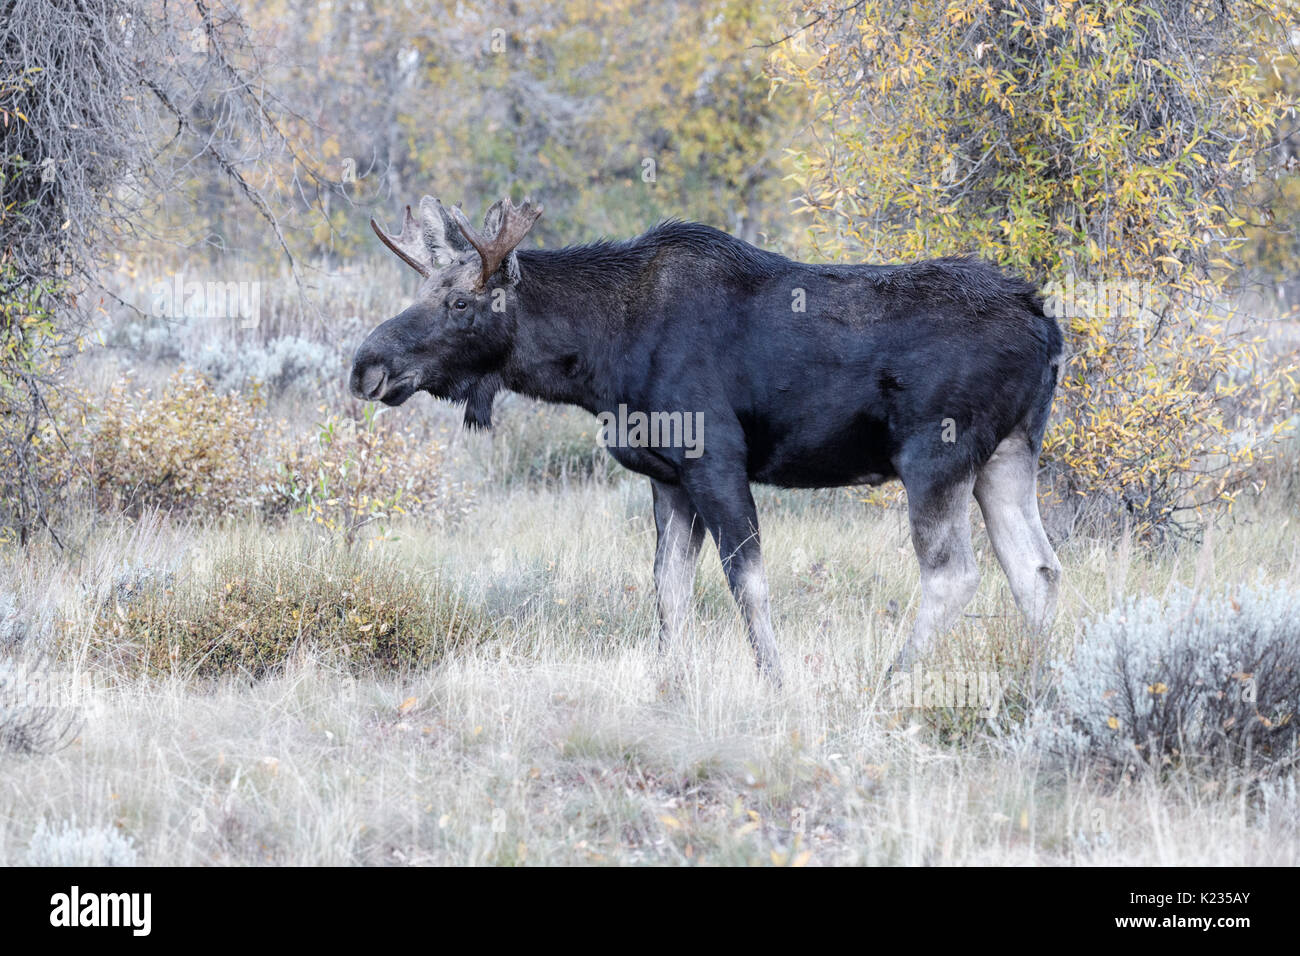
349,195 -> 543,426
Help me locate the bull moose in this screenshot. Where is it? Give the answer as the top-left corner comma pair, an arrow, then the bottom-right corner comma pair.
350,195 -> 1064,682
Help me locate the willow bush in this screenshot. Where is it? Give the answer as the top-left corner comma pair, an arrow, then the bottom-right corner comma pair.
772,0 -> 1300,539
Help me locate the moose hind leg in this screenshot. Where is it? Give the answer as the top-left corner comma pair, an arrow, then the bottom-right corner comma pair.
974,433 -> 1061,632
893,474 -> 979,672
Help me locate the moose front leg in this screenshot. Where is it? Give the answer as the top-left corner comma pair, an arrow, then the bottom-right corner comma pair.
685,469 -> 784,684
651,479 -> 705,650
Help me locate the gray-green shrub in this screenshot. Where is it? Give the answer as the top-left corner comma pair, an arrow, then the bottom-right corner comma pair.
1036,582 -> 1300,775
26,818 -> 138,867
186,335 -> 338,394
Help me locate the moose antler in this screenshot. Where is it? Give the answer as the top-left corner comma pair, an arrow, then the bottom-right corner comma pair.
370,205 -> 434,277
451,197 -> 544,288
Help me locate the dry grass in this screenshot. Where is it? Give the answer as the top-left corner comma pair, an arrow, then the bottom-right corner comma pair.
1,472 -> 1298,865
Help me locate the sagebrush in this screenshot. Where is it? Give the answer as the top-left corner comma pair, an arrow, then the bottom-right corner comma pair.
1036,582 -> 1300,776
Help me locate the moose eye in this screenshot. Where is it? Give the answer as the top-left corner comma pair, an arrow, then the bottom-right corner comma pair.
452,298 -> 469,311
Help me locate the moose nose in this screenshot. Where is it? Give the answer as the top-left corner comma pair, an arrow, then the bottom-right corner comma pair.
351,362 -> 389,401
360,364 -> 388,400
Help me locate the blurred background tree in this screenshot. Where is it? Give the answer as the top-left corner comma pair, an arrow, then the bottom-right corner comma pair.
1240,41 -> 1300,305
0,0 -> 345,544
169,0 -> 808,258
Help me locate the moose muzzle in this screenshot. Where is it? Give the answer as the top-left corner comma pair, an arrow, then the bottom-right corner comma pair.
349,338 -> 419,405
351,361 -> 389,401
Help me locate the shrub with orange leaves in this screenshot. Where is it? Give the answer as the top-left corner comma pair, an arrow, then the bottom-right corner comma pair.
70,369 -> 471,545
84,370 -> 273,518
271,403 -> 475,547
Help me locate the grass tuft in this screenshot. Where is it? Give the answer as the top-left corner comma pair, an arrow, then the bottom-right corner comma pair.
78,541 -> 487,680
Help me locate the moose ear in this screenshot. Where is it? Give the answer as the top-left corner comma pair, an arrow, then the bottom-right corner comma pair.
481,199 -> 508,234
418,196 -> 473,266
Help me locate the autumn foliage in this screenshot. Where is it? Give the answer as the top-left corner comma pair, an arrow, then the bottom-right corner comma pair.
773,0 -> 1300,537
69,370 -> 470,545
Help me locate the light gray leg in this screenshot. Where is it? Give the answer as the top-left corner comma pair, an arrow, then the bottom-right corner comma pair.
893,474 -> 980,672
651,479 -> 705,650
974,433 -> 1061,632
728,551 -> 782,683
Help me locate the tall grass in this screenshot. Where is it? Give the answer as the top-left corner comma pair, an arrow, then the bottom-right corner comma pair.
1,476 -> 1297,864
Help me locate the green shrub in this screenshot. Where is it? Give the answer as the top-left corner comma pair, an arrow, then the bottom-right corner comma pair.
270,403 -> 474,546
0,264 -> 75,545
